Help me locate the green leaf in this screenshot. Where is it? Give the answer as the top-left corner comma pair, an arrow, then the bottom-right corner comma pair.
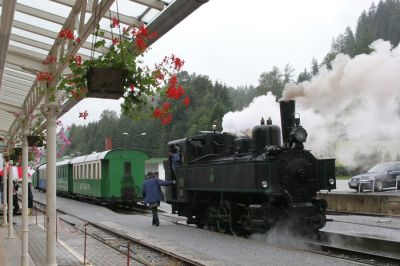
94,40 -> 106,48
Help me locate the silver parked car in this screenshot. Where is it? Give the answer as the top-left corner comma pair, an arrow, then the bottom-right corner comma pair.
348,161 -> 400,192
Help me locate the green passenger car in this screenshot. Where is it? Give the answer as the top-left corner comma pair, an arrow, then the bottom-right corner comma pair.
70,149 -> 149,205
56,160 -> 73,195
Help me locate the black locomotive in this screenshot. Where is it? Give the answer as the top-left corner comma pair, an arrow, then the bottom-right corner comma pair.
164,100 -> 336,236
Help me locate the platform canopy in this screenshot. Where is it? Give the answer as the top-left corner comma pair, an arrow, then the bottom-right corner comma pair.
0,0 -> 207,152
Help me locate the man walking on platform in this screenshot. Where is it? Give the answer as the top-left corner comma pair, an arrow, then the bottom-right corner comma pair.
141,172 -> 175,226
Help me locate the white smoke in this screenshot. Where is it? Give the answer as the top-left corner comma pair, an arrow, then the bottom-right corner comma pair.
222,93 -> 281,136
222,40 -> 400,167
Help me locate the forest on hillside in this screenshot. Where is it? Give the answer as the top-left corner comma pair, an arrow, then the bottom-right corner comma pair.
64,0 -> 400,159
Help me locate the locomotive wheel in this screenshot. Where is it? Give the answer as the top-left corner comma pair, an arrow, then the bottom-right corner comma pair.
216,206 -> 229,234
229,207 -> 251,237
262,204 -> 282,232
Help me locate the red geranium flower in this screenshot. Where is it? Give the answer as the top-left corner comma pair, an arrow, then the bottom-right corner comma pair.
172,55 -> 184,70
152,108 -> 162,118
161,113 -> 173,125
112,37 -> 119,45
162,102 -> 171,112
111,17 -> 119,28
135,38 -> 147,52
36,72 -> 53,82
58,29 -> 74,40
42,55 -> 57,65
183,96 -> 190,107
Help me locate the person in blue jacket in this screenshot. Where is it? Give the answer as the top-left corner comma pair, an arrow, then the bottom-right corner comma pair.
141,171 -> 175,226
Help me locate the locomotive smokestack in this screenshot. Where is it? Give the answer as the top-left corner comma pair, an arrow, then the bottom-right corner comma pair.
279,100 -> 295,147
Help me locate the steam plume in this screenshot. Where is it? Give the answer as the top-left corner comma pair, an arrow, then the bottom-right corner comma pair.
222,40 -> 400,167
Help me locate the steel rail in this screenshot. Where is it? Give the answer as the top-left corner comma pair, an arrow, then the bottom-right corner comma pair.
25,196 -> 204,266
23,194 -> 400,265
304,237 -> 400,266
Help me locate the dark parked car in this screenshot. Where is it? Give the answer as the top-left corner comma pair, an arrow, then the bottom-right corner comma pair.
348,161 -> 400,192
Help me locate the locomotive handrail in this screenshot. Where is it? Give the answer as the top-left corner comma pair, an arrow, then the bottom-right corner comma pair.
190,153 -> 254,164
189,154 -> 221,164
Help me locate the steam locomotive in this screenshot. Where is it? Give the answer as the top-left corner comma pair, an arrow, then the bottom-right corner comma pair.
164,100 -> 336,236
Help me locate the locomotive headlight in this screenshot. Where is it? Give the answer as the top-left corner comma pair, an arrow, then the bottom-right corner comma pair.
261,180 -> 268,188
328,178 -> 335,185
292,127 -> 308,143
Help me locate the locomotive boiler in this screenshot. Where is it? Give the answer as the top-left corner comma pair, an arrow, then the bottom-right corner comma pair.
164,100 -> 336,236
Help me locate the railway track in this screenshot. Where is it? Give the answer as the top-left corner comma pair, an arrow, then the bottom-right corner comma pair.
28,198 -> 204,266
303,231 -> 400,266
156,209 -> 400,265
154,206 -> 400,265
25,195 -> 400,266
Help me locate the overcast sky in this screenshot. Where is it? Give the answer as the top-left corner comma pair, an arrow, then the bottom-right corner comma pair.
59,0 -> 379,126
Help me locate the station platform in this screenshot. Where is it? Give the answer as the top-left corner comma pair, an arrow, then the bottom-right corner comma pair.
1,185 -> 399,265
0,205 -> 83,266
0,201 -> 143,266
0,206 -> 36,266
319,180 -> 400,216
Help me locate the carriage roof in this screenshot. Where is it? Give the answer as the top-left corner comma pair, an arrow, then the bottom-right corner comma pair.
70,150 -> 109,164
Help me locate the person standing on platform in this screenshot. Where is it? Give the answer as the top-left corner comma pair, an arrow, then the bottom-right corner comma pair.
28,182 -> 33,216
141,171 -> 175,226
13,180 -> 20,215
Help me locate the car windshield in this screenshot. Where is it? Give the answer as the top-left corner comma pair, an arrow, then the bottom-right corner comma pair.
367,163 -> 394,173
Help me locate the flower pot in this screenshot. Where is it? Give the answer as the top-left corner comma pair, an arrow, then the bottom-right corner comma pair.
27,135 -> 44,147
86,67 -> 127,99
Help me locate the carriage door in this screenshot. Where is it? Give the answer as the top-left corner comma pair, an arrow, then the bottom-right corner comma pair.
121,161 -> 134,200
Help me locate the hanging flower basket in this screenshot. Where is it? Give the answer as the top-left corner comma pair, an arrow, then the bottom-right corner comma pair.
54,18 -> 190,125
27,135 -> 44,147
86,67 -> 127,99
10,147 -> 22,161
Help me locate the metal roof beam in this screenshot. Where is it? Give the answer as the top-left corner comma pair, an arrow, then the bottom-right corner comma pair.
52,0 -> 142,27
0,102 -> 22,113
3,73 -> 35,86
129,0 -> 165,11
0,130 -> 10,137
146,0 -> 208,47
0,0 -> 17,89
3,81 -> 30,92
8,45 -> 46,62
12,20 -> 95,51
15,2 -> 66,25
4,69 -> 35,81
7,45 -> 46,64
0,96 -> 23,107
0,117 -> 13,124
4,63 -> 37,78
0,89 -> 26,100
1,91 -> 27,101
6,49 -> 46,72
10,34 -> 53,52
13,20 -> 59,39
